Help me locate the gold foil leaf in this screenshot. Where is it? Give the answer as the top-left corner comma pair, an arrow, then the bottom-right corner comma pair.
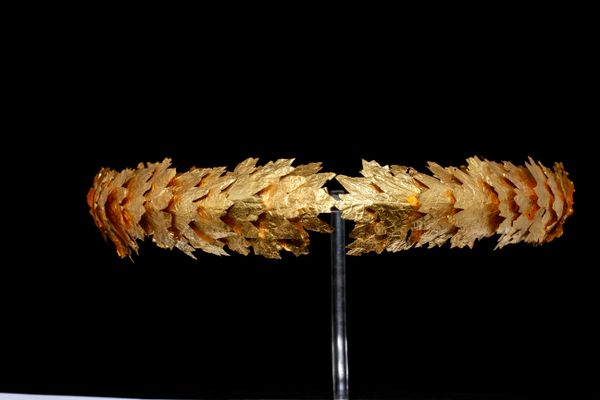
88,158 -> 336,259
336,157 -> 574,255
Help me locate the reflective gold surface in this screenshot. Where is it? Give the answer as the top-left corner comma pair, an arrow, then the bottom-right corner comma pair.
336,157 -> 574,255
88,157 -> 574,259
88,158 -> 335,259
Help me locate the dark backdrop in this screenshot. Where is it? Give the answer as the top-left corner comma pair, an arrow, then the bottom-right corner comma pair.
2,15 -> 596,400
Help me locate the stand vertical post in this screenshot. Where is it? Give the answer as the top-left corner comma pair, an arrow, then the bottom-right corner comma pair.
331,191 -> 349,400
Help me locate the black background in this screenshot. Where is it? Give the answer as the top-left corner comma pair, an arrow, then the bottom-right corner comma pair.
2,12 -> 596,400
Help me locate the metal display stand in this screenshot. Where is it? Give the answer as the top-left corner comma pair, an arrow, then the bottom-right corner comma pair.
330,191 -> 349,400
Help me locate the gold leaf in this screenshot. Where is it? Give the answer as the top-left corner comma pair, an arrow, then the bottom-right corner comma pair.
88,158 -> 336,259
336,157 -> 574,255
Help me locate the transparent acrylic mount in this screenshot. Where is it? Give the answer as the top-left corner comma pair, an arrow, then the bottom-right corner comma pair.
331,191 -> 349,400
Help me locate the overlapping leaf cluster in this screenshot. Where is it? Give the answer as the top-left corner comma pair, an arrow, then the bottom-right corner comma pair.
336,157 -> 574,255
88,158 -> 335,259
89,157 -> 574,258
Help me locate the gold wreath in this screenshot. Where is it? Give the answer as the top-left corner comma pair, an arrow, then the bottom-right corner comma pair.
88,157 -> 574,259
